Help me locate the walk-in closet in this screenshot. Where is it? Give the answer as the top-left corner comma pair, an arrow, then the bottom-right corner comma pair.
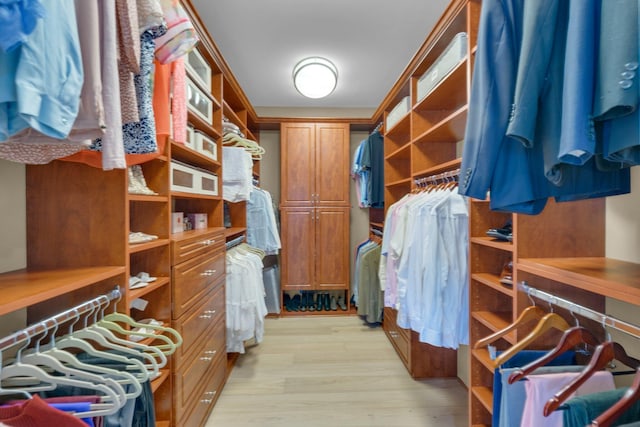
1,0 -> 640,426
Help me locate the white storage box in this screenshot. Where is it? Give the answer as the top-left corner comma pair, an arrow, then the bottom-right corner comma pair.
184,125 -> 196,150
185,48 -> 211,92
417,32 -> 468,102
386,96 -> 410,130
186,78 -> 214,123
194,131 -> 217,161
170,160 -> 219,196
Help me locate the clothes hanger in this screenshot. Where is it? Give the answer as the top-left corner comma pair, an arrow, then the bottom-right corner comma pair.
507,313 -> 601,384
543,323 -> 640,416
0,328 -> 123,418
39,317 -> 142,399
17,322 -> 127,407
590,367 -> 640,427
54,307 -> 150,383
491,311 -> 571,368
473,305 -> 547,350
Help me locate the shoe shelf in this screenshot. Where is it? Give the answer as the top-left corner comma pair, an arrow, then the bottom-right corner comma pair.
129,276 -> 171,300
470,237 -> 513,251
471,272 -> 513,297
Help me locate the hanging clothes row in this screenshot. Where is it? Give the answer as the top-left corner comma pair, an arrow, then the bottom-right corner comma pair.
476,283 -> 640,427
352,230 -> 383,324
246,186 -> 281,255
352,126 -> 384,208
379,170 -> 469,349
460,0 -> 636,215
225,242 -> 268,354
0,288 -> 182,427
0,0 -> 198,170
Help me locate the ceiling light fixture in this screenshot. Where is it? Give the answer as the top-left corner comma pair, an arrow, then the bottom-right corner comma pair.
293,57 -> 338,99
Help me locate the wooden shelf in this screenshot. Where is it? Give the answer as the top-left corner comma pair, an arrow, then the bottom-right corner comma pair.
471,311 -> 515,344
471,348 -> 495,372
518,257 -> 640,305
129,238 -> 171,254
171,227 -> 226,242
385,142 -> 412,160
471,386 -> 493,414
385,112 -> 411,138
187,110 -> 220,139
412,158 -> 462,180
170,191 -> 220,201
414,58 -> 468,111
470,237 -> 513,251
171,140 -> 221,170
128,194 -> 170,203
129,276 -> 171,300
224,227 -> 247,239
413,106 -> 468,145
385,177 -> 413,188
0,267 -> 125,316
471,273 -> 513,297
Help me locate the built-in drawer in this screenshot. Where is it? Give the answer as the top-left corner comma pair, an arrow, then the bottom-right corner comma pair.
172,229 -> 224,265
384,307 -> 409,366
173,283 -> 225,364
174,319 -> 225,418
173,251 -> 225,317
176,354 -> 226,427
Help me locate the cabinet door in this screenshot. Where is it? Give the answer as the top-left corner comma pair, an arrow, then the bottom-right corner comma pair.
280,208 -> 315,290
280,123 -> 315,206
315,207 -> 350,289
315,123 -> 350,206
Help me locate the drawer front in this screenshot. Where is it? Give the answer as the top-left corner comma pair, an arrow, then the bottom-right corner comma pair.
173,252 -> 225,317
384,308 -> 409,366
174,283 -> 225,365
175,339 -> 227,425
172,230 -> 224,264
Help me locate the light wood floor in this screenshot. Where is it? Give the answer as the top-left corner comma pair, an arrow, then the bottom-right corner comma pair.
205,316 -> 468,427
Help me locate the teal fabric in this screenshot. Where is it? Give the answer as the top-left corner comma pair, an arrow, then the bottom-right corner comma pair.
562,388 -> 640,427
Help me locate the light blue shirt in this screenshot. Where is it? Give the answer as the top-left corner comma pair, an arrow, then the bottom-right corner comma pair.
246,187 -> 281,255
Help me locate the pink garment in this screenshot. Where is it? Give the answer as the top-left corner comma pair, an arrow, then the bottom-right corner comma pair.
0,395 -> 87,426
171,58 -> 187,144
520,370 -> 615,427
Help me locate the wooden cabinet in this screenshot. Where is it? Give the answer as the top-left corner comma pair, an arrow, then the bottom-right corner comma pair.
171,228 -> 226,426
280,122 -> 350,298
379,0 -> 478,378
280,122 -> 350,207
280,207 -> 350,291
468,198 -> 608,426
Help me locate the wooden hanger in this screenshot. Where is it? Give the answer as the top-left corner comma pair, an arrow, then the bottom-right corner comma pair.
590,367 -> 640,427
473,305 -> 547,350
544,340 -> 640,416
507,326 -> 600,384
491,312 -> 571,367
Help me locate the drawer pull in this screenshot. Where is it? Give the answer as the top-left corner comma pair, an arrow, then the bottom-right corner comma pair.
205,391 -> 217,396
204,350 -> 217,356
199,314 -> 212,319
200,399 -> 213,404
201,239 -> 215,246
204,310 -> 216,315
200,356 -> 213,362
200,269 -> 218,277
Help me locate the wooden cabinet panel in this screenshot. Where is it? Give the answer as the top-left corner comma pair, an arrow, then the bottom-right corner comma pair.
280,123 -> 315,206
172,251 -> 225,318
315,207 -> 350,289
173,282 -> 225,366
171,229 -> 225,265
280,208 -> 315,290
176,354 -> 227,427
315,123 -> 350,206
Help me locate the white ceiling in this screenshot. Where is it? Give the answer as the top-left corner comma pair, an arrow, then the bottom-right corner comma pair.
192,0 -> 450,116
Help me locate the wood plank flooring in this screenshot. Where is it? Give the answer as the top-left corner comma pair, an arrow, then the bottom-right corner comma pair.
205,316 -> 468,427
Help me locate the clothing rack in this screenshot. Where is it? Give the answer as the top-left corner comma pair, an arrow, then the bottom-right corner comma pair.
414,168 -> 460,187
0,287 -> 121,352
520,281 -> 640,339
226,235 -> 245,250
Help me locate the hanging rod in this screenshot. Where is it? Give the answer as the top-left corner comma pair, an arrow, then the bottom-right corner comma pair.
414,168 -> 460,187
0,287 -> 121,352
226,235 -> 245,250
519,281 -> 640,339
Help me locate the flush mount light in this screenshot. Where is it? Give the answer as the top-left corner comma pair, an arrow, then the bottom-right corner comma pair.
293,57 -> 338,99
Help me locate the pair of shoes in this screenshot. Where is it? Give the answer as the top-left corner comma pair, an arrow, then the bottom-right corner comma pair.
337,295 -> 347,311
486,219 -> 513,242
129,271 -> 158,289
129,231 -> 159,244
128,165 -> 158,195
330,295 -> 338,311
499,260 -> 513,287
